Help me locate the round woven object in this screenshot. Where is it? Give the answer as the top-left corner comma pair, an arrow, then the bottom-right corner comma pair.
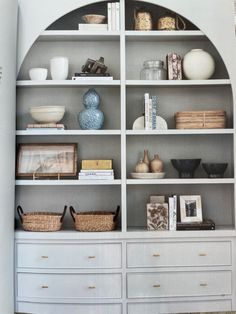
17,206 -> 67,232
70,206 -> 120,232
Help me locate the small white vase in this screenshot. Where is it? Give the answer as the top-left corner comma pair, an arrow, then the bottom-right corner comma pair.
183,49 -> 215,80
50,56 -> 69,80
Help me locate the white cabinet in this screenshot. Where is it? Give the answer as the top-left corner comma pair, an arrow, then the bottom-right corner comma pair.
15,0 -> 236,313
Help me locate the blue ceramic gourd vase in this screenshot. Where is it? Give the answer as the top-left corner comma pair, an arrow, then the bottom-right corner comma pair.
78,88 -> 104,130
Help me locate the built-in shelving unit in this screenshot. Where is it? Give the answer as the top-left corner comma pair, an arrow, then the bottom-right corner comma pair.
15,0 -> 236,313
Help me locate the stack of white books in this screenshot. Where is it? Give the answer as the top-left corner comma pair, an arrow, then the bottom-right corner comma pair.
78,169 -> 114,180
26,123 -> 65,131
78,23 -> 108,31
144,93 -> 158,130
107,2 -> 120,31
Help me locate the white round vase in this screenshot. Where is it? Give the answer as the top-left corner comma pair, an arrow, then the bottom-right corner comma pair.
183,49 -> 215,80
50,56 -> 69,80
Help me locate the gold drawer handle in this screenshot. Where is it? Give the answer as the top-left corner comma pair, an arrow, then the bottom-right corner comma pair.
88,256 -> 96,259
152,253 -> 160,257
198,253 -> 207,256
41,285 -> 49,289
88,286 -> 96,289
200,283 -> 208,287
41,256 -> 49,259
153,284 -> 161,288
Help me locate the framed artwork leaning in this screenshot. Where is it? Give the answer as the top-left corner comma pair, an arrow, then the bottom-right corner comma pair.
16,143 -> 78,178
179,195 -> 202,223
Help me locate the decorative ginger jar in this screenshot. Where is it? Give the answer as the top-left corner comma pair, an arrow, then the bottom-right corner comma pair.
183,49 -> 215,80
78,88 -> 104,130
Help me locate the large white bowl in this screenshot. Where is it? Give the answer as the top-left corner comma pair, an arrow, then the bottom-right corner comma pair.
30,106 -> 65,123
29,68 -> 48,81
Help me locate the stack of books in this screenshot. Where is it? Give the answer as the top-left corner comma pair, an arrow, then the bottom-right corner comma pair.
26,123 -> 65,131
144,93 -> 158,130
78,23 -> 108,31
107,2 -> 120,31
72,73 -> 113,81
78,159 -> 114,180
147,195 -> 177,231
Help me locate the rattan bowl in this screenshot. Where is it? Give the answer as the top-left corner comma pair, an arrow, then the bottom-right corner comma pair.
82,14 -> 106,24
17,205 -> 67,232
70,205 -> 120,232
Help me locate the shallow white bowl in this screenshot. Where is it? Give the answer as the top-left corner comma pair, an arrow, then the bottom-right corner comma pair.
30,106 -> 65,123
130,172 -> 165,179
82,14 -> 106,24
29,68 -> 48,81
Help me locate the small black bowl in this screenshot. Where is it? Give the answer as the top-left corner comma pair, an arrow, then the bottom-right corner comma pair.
171,159 -> 201,178
202,163 -> 228,178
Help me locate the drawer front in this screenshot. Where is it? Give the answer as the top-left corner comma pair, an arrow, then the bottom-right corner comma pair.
17,243 -> 122,269
128,300 -> 232,314
17,302 -> 122,314
127,241 -> 231,267
18,273 -> 122,299
127,271 -> 231,298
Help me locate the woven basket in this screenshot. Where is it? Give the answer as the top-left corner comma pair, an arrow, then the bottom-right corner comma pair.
70,205 -> 120,232
17,205 -> 67,232
175,110 -> 226,129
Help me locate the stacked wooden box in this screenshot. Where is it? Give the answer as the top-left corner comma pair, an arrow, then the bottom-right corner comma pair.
175,110 -> 226,129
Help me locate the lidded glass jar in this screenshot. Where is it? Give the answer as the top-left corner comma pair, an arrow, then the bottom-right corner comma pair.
140,60 -> 167,80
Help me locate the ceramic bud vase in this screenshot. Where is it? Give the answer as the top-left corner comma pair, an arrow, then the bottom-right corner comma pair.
135,159 -> 149,173
150,154 -> 163,173
143,150 -> 150,169
50,56 -> 69,80
183,49 -> 215,80
78,88 -> 104,130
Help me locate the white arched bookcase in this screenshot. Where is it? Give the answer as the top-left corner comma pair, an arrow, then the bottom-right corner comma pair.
13,0 -> 236,313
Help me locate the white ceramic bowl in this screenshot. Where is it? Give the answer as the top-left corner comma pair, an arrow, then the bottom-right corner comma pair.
29,68 -> 48,81
30,106 -> 65,123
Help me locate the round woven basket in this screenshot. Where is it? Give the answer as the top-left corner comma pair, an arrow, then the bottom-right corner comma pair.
17,205 -> 67,232
70,206 -> 120,232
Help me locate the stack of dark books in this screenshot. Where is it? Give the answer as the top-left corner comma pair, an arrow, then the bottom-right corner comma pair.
177,219 -> 215,230
72,73 -> 113,80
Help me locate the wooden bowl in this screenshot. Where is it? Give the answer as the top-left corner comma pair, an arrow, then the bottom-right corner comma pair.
82,14 -> 106,24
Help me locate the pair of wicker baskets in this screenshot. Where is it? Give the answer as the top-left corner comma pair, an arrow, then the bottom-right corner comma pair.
17,205 -> 120,232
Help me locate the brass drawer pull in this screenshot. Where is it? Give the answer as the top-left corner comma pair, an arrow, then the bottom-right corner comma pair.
88,256 -> 96,259
153,284 -> 161,288
152,253 -> 160,257
198,253 -> 207,256
200,283 -> 208,287
41,256 -> 49,259
41,285 -> 48,289
88,286 -> 96,289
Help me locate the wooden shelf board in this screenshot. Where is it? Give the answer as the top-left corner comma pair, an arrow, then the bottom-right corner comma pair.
126,178 -> 234,185
126,79 -> 231,86
126,129 -> 234,135
16,130 -> 121,136
16,80 -> 121,87
38,30 -> 120,41
125,30 -> 206,41
15,179 -> 122,186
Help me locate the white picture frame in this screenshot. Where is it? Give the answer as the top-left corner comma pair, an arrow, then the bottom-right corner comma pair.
179,195 -> 202,223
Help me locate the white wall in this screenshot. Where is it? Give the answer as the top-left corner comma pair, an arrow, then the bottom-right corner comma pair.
0,0 -> 17,313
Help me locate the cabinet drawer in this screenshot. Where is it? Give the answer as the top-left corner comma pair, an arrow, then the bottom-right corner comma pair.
127,241 -> 231,267
128,300 -> 232,314
17,302 -> 122,314
127,271 -> 231,298
18,273 -> 122,299
17,243 -> 122,269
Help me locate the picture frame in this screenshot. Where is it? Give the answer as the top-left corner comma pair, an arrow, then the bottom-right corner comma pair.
179,195 -> 202,223
16,143 -> 78,178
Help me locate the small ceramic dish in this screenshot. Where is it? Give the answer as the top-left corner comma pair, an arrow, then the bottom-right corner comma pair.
130,172 -> 165,179
29,68 -> 48,81
82,14 -> 106,24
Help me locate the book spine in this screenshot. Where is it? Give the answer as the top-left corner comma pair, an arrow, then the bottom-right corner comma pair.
111,2 -> 116,31
144,93 -> 150,130
107,3 -> 112,31
80,169 -> 114,174
148,97 -> 153,130
79,175 -> 114,180
72,76 -> 113,80
79,172 -> 114,176
169,195 -> 177,231
115,2 -> 120,31
151,95 -> 157,129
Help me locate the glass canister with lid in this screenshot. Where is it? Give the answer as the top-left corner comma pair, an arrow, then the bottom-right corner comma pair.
140,60 -> 167,80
